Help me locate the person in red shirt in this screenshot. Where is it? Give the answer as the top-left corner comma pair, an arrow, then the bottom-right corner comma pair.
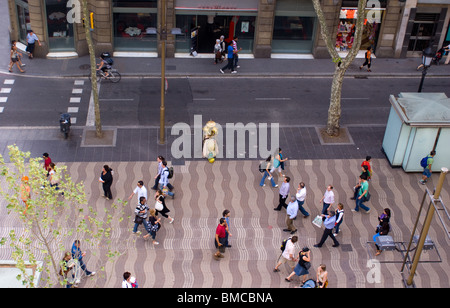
43,152 -> 52,176
361,156 -> 372,180
214,218 -> 227,260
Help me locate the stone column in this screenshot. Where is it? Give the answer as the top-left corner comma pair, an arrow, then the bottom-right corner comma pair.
253,0 -> 275,58
7,0 -> 19,42
312,0 -> 341,59
87,0 -> 113,56
376,1 -> 403,58
394,0 -> 418,58
26,0 -> 48,57
158,0 -> 176,58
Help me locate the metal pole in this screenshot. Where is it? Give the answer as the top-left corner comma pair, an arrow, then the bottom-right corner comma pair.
418,66 -> 427,93
159,0 -> 166,145
400,190 -> 427,273
406,167 -> 448,286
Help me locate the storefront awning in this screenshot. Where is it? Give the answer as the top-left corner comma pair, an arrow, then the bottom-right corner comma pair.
175,0 -> 259,11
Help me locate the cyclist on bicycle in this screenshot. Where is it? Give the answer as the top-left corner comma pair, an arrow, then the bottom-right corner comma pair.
97,52 -> 114,77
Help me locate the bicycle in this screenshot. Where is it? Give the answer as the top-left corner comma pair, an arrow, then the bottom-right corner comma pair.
88,68 -> 121,83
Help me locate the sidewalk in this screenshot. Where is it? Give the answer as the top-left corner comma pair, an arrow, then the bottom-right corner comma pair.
3,49 -> 450,79
1,158 -> 449,288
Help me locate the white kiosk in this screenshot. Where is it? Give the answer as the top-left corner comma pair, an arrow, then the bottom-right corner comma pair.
382,92 -> 450,172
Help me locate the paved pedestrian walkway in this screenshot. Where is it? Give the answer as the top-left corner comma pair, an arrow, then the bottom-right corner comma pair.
1,158 -> 448,288
3,52 -> 450,79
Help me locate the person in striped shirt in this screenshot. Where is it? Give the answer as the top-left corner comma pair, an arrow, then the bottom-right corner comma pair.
232,36 -> 242,70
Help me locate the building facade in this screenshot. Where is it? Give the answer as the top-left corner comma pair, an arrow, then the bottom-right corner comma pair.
7,0 -> 450,59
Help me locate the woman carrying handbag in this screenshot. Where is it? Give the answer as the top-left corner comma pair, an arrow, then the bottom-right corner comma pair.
154,189 -> 174,223
285,247 -> 311,285
145,209 -> 162,245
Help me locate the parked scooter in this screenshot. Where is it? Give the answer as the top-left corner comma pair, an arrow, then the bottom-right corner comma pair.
59,113 -> 71,139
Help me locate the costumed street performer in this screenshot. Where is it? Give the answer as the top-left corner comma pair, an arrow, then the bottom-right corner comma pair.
202,120 -> 219,163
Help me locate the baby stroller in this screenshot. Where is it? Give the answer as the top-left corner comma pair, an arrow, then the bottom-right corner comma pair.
417,47 -> 445,70
301,279 -> 317,288
432,47 -> 444,65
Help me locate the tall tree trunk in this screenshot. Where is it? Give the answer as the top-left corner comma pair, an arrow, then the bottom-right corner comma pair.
327,68 -> 346,136
312,0 -> 367,137
81,0 -> 103,138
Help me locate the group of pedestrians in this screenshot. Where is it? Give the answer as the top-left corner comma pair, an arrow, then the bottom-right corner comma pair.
8,30 -> 42,74
219,36 -> 242,74
130,156 -> 175,245
269,154 -> 391,287
260,148 -> 288,188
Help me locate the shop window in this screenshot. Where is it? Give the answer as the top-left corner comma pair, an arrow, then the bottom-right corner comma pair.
113,0 -> 156,7
45,0 -> 75,51
15,0 -> 30,43
271,0 -> 317,54
112,0 -> 157,51
335,7 -> 384,52
175,14 -> 255,54
113,12 -> 157,51
272,16 -> 316,53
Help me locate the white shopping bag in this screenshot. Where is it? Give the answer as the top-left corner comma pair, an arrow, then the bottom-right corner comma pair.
312,215 -> 323,228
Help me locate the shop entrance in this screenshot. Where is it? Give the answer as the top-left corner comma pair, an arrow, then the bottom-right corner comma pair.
194,15 -> 232,53
176,13 -> 256,54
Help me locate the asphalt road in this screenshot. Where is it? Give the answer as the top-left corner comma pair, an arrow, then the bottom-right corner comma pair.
1,75 -> 449,128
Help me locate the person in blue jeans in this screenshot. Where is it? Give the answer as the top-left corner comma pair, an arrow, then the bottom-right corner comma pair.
354,174 -> 370,213
260,155 -> 278,188
333,203 -> 344,236
158,161 -> 174,198
220,44 -> 237,74
296,182 -> 310,217
133,196 -> 151,235
71,240 -> 96,277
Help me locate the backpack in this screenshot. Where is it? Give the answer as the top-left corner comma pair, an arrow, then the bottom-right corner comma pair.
280,238 -> 291,252
420,156 -> 429,168
167,166 -> 174,179
104,57 -> 114,65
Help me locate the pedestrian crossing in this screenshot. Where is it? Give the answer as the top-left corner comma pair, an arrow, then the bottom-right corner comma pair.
0,79 -> 14,114
67,79 -> 86,125
0,158 -> 449,288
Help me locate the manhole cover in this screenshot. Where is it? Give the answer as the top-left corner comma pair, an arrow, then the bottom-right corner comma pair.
79,64 -> 91,70
166,65 -> 176,70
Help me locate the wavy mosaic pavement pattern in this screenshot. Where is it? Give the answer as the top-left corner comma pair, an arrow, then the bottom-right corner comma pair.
0,159 -> 449,288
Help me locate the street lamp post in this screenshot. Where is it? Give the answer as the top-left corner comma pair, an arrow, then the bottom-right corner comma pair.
159,0 -> 167,145
153,0 -> 181,144
418,47 -> 434,93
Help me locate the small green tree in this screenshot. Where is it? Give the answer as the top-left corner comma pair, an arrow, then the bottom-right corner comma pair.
0,145 -> 128,287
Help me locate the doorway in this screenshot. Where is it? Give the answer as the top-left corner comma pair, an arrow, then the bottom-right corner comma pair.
176,13 -> 256,54
196,15 -> 230,53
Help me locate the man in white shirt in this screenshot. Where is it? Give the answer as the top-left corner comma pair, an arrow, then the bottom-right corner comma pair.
319,185 -> 335,215
128,180 -> 148,203
296,182 -> 310,218
274,176 -> 290,211
273,236 -> 298,272
284,196 -> 299,234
